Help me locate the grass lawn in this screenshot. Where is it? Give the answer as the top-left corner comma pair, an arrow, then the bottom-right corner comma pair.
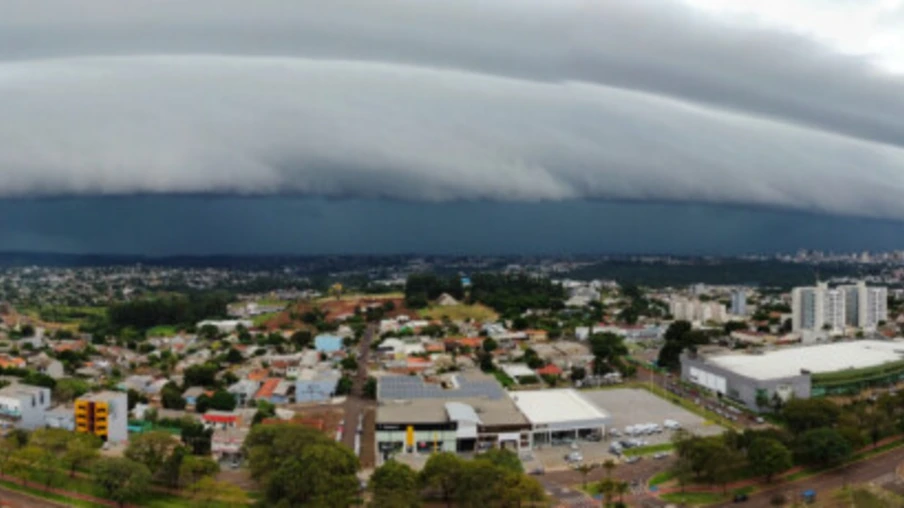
492,370 -> 515,388
649,470 -> 677,487
252,312 -> 279,328
623,442 -> 674,457
833,486 -> 904,508
0,478 -> 103,507
418,303 -> 498,322
659,491 -> 728,505
147,324 -> 180,337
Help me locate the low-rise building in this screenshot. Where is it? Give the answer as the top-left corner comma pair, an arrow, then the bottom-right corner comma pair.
0,384 -> 51,430
75,391 -> 128,443
295,369 -> 340,403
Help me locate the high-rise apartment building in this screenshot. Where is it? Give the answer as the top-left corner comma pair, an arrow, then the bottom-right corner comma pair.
75,391 -> 128,443
839,281 -> 888,330
669,298 -> 728,323
731,290 -> 747,316
793,281 -> 886,333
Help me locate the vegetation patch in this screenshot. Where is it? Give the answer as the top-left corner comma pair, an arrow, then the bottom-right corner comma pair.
419,303 -> 498,322
623,442 -> 674,457
659,491 -> 727,505
649,470 -> 677,487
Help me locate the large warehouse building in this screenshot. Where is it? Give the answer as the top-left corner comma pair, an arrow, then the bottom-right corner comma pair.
681,340 -> 904,411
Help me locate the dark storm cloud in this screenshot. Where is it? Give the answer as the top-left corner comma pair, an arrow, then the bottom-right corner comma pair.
1,0 -> 904,219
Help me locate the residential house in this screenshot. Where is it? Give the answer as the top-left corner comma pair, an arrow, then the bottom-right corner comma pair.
254,378 -> 282,403
295,369 -> 340,403
271,381 -> 294,404
31,355 -> 65,379
182,386 -> 206,408
227,379 -> 260,408
314,335 -> 343,353
202,410 -> 241,431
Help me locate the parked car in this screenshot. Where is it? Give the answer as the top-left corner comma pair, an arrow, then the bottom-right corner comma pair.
624,456 -> 641,464
653,452 -> 670,460
529,466 -> 545,475
565,452 -> 583,463
733,493 -> 749,503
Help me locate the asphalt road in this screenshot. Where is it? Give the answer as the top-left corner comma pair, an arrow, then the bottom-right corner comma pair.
342,324 -> 377,467
0,486 -> 67,508
718,446 -> 904,507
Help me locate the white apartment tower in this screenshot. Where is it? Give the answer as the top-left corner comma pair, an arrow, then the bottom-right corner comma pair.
793,281 -> 886,333
840,281 -> 888,331
791,282 -> 845,333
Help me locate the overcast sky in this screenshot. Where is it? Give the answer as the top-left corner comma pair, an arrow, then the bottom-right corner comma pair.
2,0 -> 904,255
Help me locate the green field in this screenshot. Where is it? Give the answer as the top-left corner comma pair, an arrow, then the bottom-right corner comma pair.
418,303 -> 498,322
623,442 -> 674,457
146,325 -> 180,337
649,470 -> 677,487
252,312 -> 280,328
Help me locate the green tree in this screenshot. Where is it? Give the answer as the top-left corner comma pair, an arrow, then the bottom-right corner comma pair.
11,445 -> 56,488
574,462 -> 597,489
63,433 -> 101,478
363,377 -> 377,399
478,448 -> 523,473
225,348 -> 243,364
124,431 -> 180,477
92,457 -> 152,508
482,337 -> 498,353
420,452 -> 462,507
252,400 -> 277,425
782,399 -> 841,435
795,428 -> 852,467
455,459 -> 506,508
370,459 -> 420,508
290,330 -> 313,349
192,476 -> 250,508
161,382 -> 186,410
208,390 -> 237,411
179,455 -> 220,489
748,438 -> 793,482
53,378 -> 89,403
245,424 -> 358,507
497,471 -> 547,508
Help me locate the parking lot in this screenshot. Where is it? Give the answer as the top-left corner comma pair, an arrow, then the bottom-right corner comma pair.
583,388 -> 725,446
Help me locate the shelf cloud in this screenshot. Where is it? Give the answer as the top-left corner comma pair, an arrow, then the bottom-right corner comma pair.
2,0 -> 904,219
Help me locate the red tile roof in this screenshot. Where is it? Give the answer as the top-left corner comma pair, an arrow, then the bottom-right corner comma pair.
255,378 -> 281,399
536,364 -> 562,376
203,413 -> 239,424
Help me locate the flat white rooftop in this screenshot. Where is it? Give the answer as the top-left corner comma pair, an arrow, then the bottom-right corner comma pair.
500,364 -> 536,379
509,389 -> 609,429
707,340 -> 904,381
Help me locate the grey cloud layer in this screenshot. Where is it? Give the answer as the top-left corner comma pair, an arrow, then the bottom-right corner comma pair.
1,0 -> 904,218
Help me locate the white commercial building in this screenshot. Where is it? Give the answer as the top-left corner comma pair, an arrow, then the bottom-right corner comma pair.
682,340 -> 904,410
509,389 -> 610,446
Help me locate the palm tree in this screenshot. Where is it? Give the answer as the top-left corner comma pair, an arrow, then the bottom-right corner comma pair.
574,462 -> 597,489
602,459 -> 616,479
596,478 -> 617,508
616,481 -> 629,505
